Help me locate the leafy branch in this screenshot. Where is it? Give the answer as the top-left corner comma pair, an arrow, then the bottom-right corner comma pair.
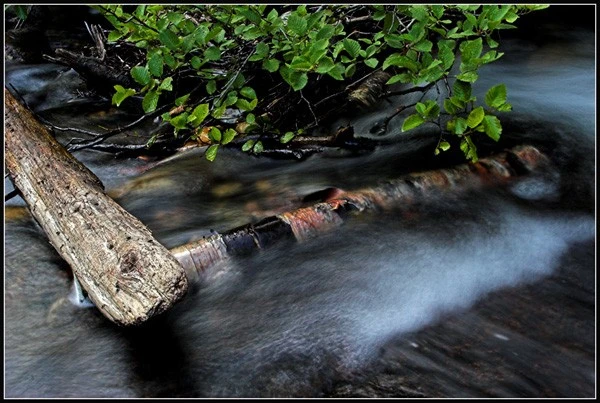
95,4 -> 549,162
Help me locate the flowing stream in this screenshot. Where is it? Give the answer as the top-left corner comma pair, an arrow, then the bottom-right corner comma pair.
4,8 -> 595,398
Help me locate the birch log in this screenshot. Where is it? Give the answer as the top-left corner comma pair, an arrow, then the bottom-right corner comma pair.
5,88 -> 188,326
170,145 -> 550,281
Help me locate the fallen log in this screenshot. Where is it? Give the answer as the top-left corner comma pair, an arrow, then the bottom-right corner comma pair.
170,145 -> 550,282
5,88 -> 188,326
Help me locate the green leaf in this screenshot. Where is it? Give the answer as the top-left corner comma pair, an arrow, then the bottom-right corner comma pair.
209,127 -> 222,142
344,63 -> 356,78
315,57 -> 335,73
111,85 -> 136,107
365,44 -> 378,58
253,140 -> 264,153
11,4 -> 30,20
383,54 -> 419,72
246,113 -> 256,124
266,8 -> 279,22
194,25 -> 209,45
188,103 -> 210,127
163,52 -> 177,69
431,5 -> 444,19
505,11 -> 518,23
485,83 -> 507,108
410,5 -> 429,21
424,100 -> 440,119
205,144 -> 219,161
212,104 -> 226,118
263,59 -> 280,73
408,21 -> 426,42
482,115 -> 502,141
148,53 -> 164,77
308,48 -> 327,65
316,24 -> 335,40
236,98 -> 256,111
312,38 -> 330,52
413,39 -> 433,52
386,73 -> 412,85
453,80 -> 472,102
364,58 -> 379,68
171,112 -> 189,130
166,11 -> 184,25
238,7 -> 262,25
460,136 -> 478,162
281,132 -> 295,143
287,13 -> 307,36
242,139 -> 255,152
204,46 -> 221,61
444,98 -> 460,114
159,29 -> 181,50
343,38 -> 361,59
158,77 -> 173,91
206,80 -> 217,95
256,42 -> 270,56
415,100 -> 440,119
289,56 -> 313,71
439,141 -> 451,151
457,71 -> 478,83
142,90 -> 159,113
455,117 -> 468,134
438,45 -> 455,70
222,128 -> 237,145
459,38 -> 483,62
240,86 -> 257,100
467,106 -> 485,128
175,94 -> 190,106
131,66 -> 151,86
190,56 -> 203,70
225,92 -> 238,106
402,114 -> 425,132
280,66 -> 308,91
486,36 -> 499,49
107,30 -> 126,42
497,102 -> 512,112
250,42 -> 269,61
327,63 -> 345,80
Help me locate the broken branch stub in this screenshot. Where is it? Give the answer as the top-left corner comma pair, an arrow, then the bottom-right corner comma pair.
4,88 -> 188,326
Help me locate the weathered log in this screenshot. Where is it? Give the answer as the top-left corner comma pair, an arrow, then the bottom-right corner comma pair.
170,145 -> 550,282
5,88 -> 188,326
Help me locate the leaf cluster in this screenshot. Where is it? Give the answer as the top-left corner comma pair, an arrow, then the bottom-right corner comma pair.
96,4 -> 548,161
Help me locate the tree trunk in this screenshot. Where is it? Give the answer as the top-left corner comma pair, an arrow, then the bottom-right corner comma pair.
5,88 -> 188,326
170,145 -> 550,281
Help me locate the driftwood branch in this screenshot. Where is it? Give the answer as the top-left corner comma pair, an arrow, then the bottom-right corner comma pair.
5,88 -> 188,326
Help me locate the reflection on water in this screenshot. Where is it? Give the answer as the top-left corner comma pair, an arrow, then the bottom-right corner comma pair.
4,11 -> 595,398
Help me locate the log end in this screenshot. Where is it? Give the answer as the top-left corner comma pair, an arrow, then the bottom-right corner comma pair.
86,251 -> 190,327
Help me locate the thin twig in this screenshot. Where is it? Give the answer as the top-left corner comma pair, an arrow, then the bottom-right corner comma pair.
300,90 -> 319,127
383,82 -> 435,98
215,51 -> 253,106
377,102 -> 418,134
97,5 -> 159,34
344,15 -> 371,24
5,189 -> 20,203
66,104 -> 171,152
443,76 -> 452,95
